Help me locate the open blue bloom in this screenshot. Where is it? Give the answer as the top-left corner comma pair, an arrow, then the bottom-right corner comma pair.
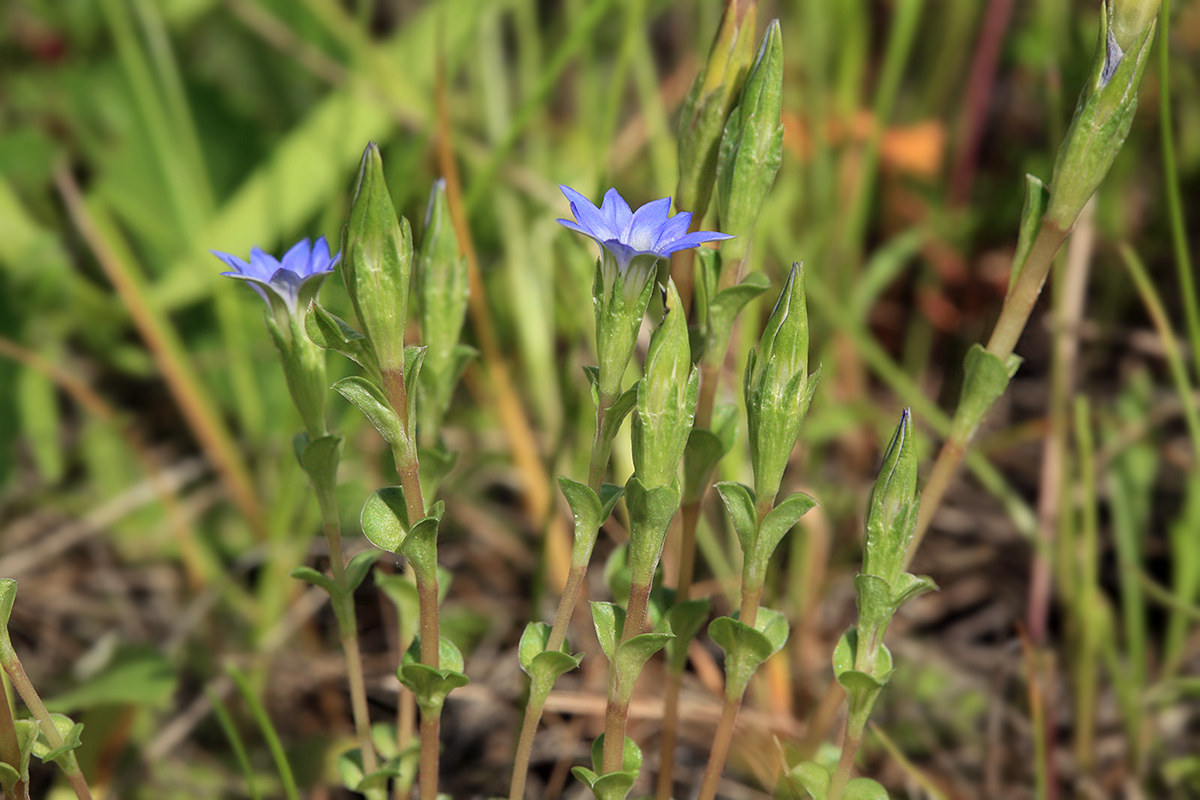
213,236 -> 339,317
556,185 -> 732,274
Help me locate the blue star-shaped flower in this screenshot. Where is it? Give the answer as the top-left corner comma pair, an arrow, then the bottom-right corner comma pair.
213,236 -> 339,316
556,186 -> 732,274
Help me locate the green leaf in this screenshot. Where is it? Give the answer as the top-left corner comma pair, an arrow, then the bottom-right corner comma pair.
591,602 -> 623,661
709,609 -> 788,699
832,629 -> 894,690
624,477 -> 681,585
604,381 -> 640,433
398,637 -> 469,710
293,433 -> 344,488
715,482 -> 758,557
1008,174 -> 1049,292
560,478 -> 622,569
338,748 -> 408,792
788,760 -> 830,800
950,345 -> 1021,443
682,429 -> 727,502
0,579 -> 17,661
613,630 -> 673,705
572,735 -> 643,800
46,644 -> 175,711
290,566 -> 339,597
361,487 -> 411,553
375,570 -> 420,650
844,777 -> 891,800
417,444 -> 458,497
756,491 -> 817,567
334,376 -> 406,448
0,719 -> 36,795
665,598 -> 711,672
708,272 -> 771,338
345,550 -> 384,593
518,621 -> 553,674
399,511 -> 443,581
305,303 -> 379,379
890,572 -> 938,607
32,715 -> 83,764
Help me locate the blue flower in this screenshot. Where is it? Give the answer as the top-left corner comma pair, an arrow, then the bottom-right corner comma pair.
213,236 -> 339,317
557,186 -> 733,274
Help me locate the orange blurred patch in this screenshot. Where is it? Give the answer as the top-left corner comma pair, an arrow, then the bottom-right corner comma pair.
782,110 -> 946,179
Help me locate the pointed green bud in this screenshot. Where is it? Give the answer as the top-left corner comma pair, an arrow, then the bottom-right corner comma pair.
632,281 -> 698,489
863,410 -> 918,589
343,142 -> 414,374
1112,0 -> 1161,54
416,178 -> 472,441
677,0 -> 758,218
716,19 -> 784,250
744,263 -> 815,505
593,259 -> 658,402
1046,0 -> 1157,230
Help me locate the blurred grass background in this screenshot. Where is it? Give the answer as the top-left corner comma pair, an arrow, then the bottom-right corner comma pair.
2,0 -> 1200,797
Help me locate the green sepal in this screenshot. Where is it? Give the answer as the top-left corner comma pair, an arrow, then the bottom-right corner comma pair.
398,636 -> 469,712
338,748 -> 409,793
681,403 -> 740,503
571,735 -> 642,800
709,607 -> 789,699
517,621 -> 582,684
1009,175 -> 1050,292
833,628 -> 894,692
624,476 -> 681,586
334,376 -> 405,448
715,481 -> 757,557
664,597 -> 711,673
950,345 -> 1021,443
31,714 -> 83,765
606,382 -> 641,435
755,491 -> 817,571
306,303 -> 381,382
0,719 -> 37,795
559,478 -> 623,569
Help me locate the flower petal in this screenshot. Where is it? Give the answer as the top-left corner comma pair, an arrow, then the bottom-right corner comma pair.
560,185 -> 612,240
626,197 -> 673,251
247,247 -> 283,281
651,210 -> 693,251
658,230 -> 735,256
600,188 -> 634,239
280,238 -> 313,276
311,236 -> 337,273
211,250 -> 251,275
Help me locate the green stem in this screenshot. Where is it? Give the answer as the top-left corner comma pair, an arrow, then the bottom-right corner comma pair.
907,220 -> 1068,562
1158,0 -> 1200,381
512,391 -> 618,795
2,659 -> 92,800
601,580 -> 653,774
0,680 -> 28,800
695,694 -> 742,800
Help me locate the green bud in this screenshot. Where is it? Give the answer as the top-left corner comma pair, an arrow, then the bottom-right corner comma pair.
1111,0 -> 1161,54
716,19 -> 784,248
744,263 -> 816,505
343,142 -> 414,374
862,410 -> 918,590
594,258 -> 658,402
266,310 -> 328,439
677,0 -> 758,218
1046,0 -> 1157,230
416,179 -> 473,441
632,281 -> 699,489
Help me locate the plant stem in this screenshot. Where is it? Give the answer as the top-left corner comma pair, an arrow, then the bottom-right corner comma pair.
0,680 -> 28,800
601,580 -> 654,774
2,659 -> 92,800
907,221 -> 1068,563
696,694 -> 741,800
508,682 -> 550,800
